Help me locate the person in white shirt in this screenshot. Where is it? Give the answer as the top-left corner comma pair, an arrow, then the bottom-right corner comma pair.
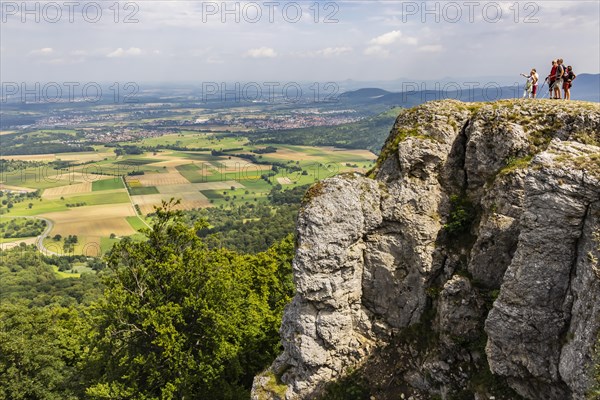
520,68 -> 538,98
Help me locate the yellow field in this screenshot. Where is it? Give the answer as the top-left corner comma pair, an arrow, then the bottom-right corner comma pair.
42,203 -> 137,238
128,171 -> 190,186
127,179 -> 142,187
42,182 -> 92,198
132,192 -> 211,214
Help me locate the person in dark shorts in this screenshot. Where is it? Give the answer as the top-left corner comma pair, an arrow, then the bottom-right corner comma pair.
553,58 -> 565,99
563,66 -> 577,100
546,60 -> 557,98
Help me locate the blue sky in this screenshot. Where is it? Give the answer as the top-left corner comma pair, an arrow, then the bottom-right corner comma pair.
1,1 -> 599,83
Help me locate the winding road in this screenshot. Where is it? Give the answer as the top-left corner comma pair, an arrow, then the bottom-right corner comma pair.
33,217 -> 62,256
0,216 -> 61,256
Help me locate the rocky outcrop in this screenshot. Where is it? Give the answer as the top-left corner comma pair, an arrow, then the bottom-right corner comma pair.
252,100 -> 600,400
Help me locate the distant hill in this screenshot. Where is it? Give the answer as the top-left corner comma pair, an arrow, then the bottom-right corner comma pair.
336,73 -> 599,107
569,73 -> 600,101
339,88 -> 391,100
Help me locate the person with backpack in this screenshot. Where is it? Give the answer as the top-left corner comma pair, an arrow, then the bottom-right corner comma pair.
563,66 -> 577,100
553,58 -> 565,99
546,60 -> 557,98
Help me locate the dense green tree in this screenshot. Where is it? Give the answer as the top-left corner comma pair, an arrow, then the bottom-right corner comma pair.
0,247 -> 100,400
0,304 -> 87,400
0,246 -> 102,307
85,202 -> 294,399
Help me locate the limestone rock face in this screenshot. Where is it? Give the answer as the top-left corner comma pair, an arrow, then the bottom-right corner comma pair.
485,141 -> 600,399
252,100 -> 600,400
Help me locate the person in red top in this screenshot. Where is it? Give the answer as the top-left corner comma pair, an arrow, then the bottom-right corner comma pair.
546,60 -> 557,99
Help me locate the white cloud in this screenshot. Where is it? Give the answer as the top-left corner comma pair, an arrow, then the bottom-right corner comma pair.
369,31 -> 402,46
30,47 -> 54,56
245,47 -> 277,59
368,30 -> 418,47
401,36 -> 418,46
365,30 -> 419,58
107,47 -> 143,58
418,45 -> 443,53
364,46 -> 390,58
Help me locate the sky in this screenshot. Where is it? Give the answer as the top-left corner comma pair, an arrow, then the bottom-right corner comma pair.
1,0 -> 599,85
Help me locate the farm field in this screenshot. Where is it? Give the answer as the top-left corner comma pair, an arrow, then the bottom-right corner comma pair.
1,150 -> 114,162
8,190 -> 130,216
0,167 -> 74,190
42,182 -> 92,198
1,134 -> 376,255
92,178 -> 125,191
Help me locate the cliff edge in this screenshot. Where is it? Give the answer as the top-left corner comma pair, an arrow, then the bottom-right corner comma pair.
252,99 -> 600,399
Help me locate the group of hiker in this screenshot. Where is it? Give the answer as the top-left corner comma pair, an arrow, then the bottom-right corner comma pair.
520,58 -> 577,100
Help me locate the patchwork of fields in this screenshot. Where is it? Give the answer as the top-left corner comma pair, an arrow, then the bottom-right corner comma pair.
1,133 -> 377,255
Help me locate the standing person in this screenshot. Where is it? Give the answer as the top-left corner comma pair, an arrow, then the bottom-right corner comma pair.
520,71 -> 534,98
563,66 -> 577,100
520,69 -> 538,99
554,58 -> 565,100
531,68 -> 539,98
546,60 -> 557,98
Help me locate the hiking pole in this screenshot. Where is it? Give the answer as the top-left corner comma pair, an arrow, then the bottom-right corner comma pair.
541,78 -> 552,99
539,78 -> 546,97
